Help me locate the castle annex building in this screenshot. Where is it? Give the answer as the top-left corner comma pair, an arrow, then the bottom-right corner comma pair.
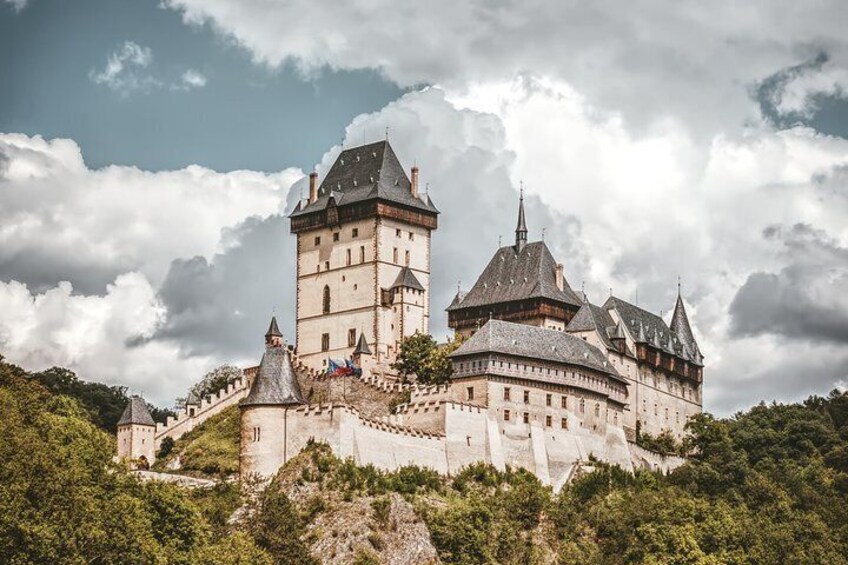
118,140 -> 702,488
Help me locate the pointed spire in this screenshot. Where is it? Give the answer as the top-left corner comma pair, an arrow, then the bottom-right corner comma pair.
353,332 -> 372,356
637,322 -> 647,343
612,322 -> 626,340
670,290 -> 699,355
241,347 -> 306,407
515,184 -> 527,252
266,315 -> 282,338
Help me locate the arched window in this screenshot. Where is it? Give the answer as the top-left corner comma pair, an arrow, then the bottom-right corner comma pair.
323,285 -> 331,314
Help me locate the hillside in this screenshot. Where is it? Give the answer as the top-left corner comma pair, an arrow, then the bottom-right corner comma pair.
3,354 -> 848,564
155,405 -> 241,477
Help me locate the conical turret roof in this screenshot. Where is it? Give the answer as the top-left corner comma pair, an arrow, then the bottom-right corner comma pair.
670,293 -> 698,354
265,316 -> 282,339
241,346 -> 306,407
353,332 -> 372,356
118,396 -> 155,426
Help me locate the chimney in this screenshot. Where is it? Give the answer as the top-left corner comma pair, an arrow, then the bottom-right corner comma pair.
555,264 -> 564,291
410,165 -> 419,198
308,171 -> 318,203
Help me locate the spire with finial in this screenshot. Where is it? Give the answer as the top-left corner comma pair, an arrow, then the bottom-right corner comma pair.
670,278 -> 700,361
265,315 -> 283,348
515,183 -> 527,252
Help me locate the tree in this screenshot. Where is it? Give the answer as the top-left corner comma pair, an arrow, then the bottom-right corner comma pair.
392,333 -> 465,385
179,365 -> 244,407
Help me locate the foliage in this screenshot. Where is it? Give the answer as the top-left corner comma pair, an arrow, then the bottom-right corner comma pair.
158,436 -> 175,459
0,357 -> 269,564
636,427 -> 685,456
249,480 -> 317,565
391,333 -> 464,385
156,405 -> 241,477
26,365 -> 174,432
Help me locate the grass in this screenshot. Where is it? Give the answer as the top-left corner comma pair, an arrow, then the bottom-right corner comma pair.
155,405 -> 240,477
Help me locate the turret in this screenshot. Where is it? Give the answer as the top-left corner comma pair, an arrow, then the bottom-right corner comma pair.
116,395 -> 157,469
240,317 -> 307,480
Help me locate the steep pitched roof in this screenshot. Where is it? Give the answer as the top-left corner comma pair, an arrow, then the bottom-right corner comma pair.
265,316 -> 282,339
390,267 -> 425,291
353,333 -> 372,356
670,294 -> 700,355
450,319 -> 623,381
447,289 -> 468,310
446,241 -> 582,311
117,396 -> 155,427
289,141 -> 438,218
566,302 -> 618,351
241,347 -> 306,407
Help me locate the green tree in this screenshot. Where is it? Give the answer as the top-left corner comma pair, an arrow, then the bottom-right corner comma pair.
392,333 -> 464,385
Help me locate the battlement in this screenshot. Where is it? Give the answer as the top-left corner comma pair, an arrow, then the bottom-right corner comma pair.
153,368 -> 253,447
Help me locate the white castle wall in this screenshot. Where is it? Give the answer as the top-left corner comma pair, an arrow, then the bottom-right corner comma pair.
628,441 -> 687,474
154,369 -> 255,450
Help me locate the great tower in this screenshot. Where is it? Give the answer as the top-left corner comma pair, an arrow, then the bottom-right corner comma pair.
289,141 -> 438,374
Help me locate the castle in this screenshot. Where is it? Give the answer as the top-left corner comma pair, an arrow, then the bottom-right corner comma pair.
117,140 -> 702,487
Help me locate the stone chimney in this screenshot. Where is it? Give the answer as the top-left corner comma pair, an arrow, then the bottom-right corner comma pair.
410,165 -> 419,198
308,171 -> 318,203
555,264 -> 564,291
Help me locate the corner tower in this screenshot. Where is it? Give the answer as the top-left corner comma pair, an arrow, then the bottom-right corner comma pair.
289,141 -> 439,373
116,395 -> 156,468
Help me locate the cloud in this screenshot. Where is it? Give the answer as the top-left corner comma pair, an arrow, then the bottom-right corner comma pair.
0,133 -> 300,294
0,274 -> 215,406
89,41 -> 160,96
3,0 -> 27,12
164,0 -> 848,136
729,223 -> 848,343
175,69 -> 208,90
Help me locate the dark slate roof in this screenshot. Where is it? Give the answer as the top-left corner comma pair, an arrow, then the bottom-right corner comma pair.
603,296 -> 702,365
390,267 -> 425,291
241,346 -> 307,407
353,333 -> 372,356
566,302 -> 618,351
450,319 -> 623,381
670,294 -> 700,355
265,316 -> 282,338
446,241 -> 583,311
447,290 -> 467,310
117,396 -> 155,426
185,390 -> 200,406
289,141 -> 438,218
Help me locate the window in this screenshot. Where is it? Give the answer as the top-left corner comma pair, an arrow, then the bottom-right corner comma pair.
348,329 -> 356,347
360,246 -> 365,263
321,333 -> 330,351
324,260 -> 330,271
561,396 -> 567,409
523,412 -> 529,424
504,410 -> 510,422
189,408 -> 195,417
523,390 -> 530,403
323,285 -> 331,314
595,403 -> 600,417
333,232 -> 339,242
579,398 -> 585,413
614,412 -> 618,425
405,250 -> 410,265
545,415 -> 552,427
314,236 -> 321,246
546,394 -> 552,407
352,228 -> 359,237
654,403 -> 658,416
396,228 -> 401,237
503,387 -> 511,401
393,248 -> 398,263
346,249 -> 351,266
561,418 -> 568,430
253,427 -> 261,442
466,387 -> 474,401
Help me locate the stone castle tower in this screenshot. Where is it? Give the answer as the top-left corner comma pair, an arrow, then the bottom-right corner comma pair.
116,395 -> 156,468
289,140 -> 439,373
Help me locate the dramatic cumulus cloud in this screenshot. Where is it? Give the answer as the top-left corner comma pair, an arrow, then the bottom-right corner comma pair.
730,223 -> 848,344
0,133 -> 300,404
165,0 -> 848,135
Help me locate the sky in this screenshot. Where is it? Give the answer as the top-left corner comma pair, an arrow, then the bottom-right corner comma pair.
1,0 -> 847,413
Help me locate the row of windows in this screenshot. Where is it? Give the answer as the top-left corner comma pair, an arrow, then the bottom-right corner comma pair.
315,245 -> 414,272
320,329 -> 360,352
313,227 -> 415,248
501,386 -> 601,416
503,410 -> 569,429
641,400 -> 683,423
459,359 -> 612,394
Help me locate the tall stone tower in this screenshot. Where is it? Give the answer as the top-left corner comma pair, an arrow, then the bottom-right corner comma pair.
116,395 -> 157,468
289,140 -> 438,373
